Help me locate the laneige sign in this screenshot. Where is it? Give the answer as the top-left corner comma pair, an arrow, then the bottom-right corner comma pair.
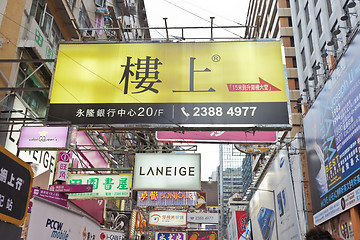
133,153 -> 201,190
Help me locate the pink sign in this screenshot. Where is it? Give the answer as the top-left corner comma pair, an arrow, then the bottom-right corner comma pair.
28,188 -> 68,212
156,131 -> 277,143
18,126 -> 68,148
71,200 -> 105,223
49,184 -> 93,193
55,151 -> 72,181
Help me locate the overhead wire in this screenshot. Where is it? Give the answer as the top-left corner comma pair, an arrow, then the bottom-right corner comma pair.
0,11 -> 185,128
176,0 -> 244,26
161,0 -> 243,38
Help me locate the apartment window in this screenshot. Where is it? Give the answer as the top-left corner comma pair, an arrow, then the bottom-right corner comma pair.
301,48 -> 306,70
292,57 -> 297,68
16,63 -> 48,118
326,0 -> 332,17
286,0 -> 291,8
304,77 -> 310,93
308,31 -> 314,55
295,0 -> 300,14
78,2 -> 92,28
288,17 -> 293,27
95,0 -> 105,7
30,0 -> 53,37
298,21 -> 303,40
67,0 -> 75,10
316,11 -> 322,36
290,36 -> 295,47
294,78 -> 300,90
312,62 -> 319,86
305,2 -> 310,25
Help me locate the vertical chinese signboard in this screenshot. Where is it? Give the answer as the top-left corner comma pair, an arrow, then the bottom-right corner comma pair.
0,145 -> 33,226
54,151 -> 72,181
49,41 -> 290,129
66,174 -> 132,199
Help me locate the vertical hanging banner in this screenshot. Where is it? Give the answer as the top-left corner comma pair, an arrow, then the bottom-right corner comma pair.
48,41 -> 290,129
54,151 -> 72,181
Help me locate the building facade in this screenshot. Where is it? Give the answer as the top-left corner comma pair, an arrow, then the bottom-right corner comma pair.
289,0 -> 360,239
245,0 -> 312,237
219,144 -> 244,238
0,1 -> 151,239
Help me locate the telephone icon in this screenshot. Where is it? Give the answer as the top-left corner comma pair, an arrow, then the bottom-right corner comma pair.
181,107 -> 190,119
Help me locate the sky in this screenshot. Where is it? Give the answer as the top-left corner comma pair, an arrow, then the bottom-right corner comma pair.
143,0 -> 250,180
143,0 -> 250,41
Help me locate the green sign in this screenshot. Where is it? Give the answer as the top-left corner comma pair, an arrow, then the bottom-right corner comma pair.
66,174 -> 132,199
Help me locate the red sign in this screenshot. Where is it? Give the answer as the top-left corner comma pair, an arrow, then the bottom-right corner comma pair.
236,211 -> 247,238
48,184 -> 93,193
227,77 -> 281,92
188,230 -> 218,240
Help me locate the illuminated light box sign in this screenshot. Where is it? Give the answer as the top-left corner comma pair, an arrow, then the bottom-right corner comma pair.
18,126 -> 69,149
66,174 -> 132,199
137,191 -> 197,206
156,131 -> 277,143
155,232 -> 186,240
149,211 -> 187,227
303,30 -> 360,224
0,145 -> 34,226
188,230 -> 218,240
49,41 -> 290,129
133,153 -> 201,191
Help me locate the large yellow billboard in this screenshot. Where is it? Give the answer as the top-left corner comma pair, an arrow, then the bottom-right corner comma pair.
49,41 -> 290,128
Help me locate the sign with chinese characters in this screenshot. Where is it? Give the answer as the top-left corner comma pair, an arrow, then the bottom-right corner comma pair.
18,126 -> 69,149
156,131 -> 277,143
303,30 -> 360,224
54,151 -> 72,181
188,230 -> 218,240
0,145 -> 34,226
155,232 -> 186,240
48,184 -> 93,193
133,153 -> 201,191
66,174 -> 132,199
235,211 -> 247,238
49,41 -> 290,129
137,191 -> 197,206
187,213 -> 219,224
28,188 -> 68,212
149,211 -> 187,227
19,17 -> 54,71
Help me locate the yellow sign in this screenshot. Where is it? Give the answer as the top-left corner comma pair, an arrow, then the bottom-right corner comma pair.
49,41 -> 289,127
51,41 -> 286,103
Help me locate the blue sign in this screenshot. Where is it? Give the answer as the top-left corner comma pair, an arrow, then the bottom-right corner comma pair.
303,30 -> 360,222
156,232 -> 186,240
